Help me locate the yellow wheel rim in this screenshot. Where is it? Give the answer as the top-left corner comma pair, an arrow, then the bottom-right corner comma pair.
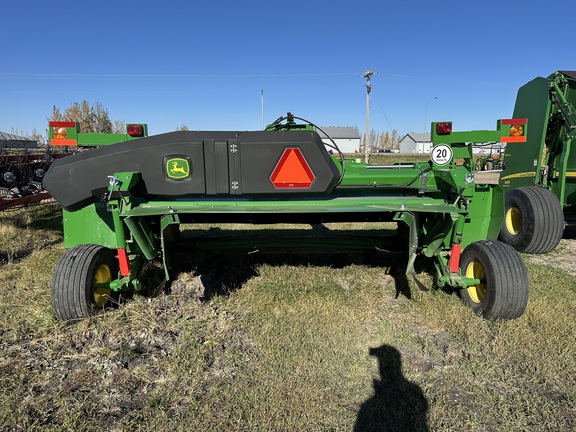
94,264 -> 112,307
505,207 -> 522,236
465,260 -> 487,303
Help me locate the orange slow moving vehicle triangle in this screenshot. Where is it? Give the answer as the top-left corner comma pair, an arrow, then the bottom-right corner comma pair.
270,148 -> 315,188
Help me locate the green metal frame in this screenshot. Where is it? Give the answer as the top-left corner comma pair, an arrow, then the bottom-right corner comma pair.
503,71 -> 576,210
59,120 -> 518,295
48,122 -> 148,147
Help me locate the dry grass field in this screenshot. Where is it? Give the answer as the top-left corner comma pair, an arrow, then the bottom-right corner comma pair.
1,204 -> 576,431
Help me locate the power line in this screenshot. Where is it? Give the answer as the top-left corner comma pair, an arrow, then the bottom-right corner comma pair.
0,72 -> 359,80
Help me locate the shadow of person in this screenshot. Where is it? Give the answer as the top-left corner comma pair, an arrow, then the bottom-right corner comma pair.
355,345 -> 429,432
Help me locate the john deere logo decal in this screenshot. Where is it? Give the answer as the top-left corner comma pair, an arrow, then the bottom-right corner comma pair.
166,157 -> 190,180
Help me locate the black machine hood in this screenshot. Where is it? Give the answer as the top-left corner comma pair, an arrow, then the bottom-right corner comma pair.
43,130 -> 341,212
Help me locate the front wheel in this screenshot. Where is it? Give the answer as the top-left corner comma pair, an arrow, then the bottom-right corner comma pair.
459,240 -> 528,320
51,244 -> 119,321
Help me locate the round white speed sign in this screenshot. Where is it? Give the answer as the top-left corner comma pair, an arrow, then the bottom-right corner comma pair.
431,144 -> 452,166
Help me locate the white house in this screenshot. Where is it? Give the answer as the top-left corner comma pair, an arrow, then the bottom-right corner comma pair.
316,126 -> 361,154
399,133 -> 432,154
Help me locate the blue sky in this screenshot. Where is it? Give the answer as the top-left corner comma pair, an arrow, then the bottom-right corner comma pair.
1,0 -> 573,138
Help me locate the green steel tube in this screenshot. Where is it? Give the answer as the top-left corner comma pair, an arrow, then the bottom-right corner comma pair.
451,215 -> 465,245
123,216 -> 158,261
110,207 -> 127,249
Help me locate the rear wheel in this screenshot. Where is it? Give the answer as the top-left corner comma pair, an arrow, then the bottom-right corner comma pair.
499,186 -> 564,254
51,244 -> 118,321
459,240 -> 528,320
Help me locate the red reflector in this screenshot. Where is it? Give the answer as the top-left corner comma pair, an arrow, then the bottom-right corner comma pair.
49,121 -> 76,128
50,139 -> 77,146
501,118 -> 526,125
448,243 -> 462,273
270,148 -> 315,188
435,122 -> 452,135
117,248 -> 131,277
127,124 -> 144,137
501,136 -> 526,143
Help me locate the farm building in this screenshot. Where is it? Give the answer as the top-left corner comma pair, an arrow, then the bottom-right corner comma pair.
316,126 -> 361,154
399,133 -> 432,154
0,131 -> 37,149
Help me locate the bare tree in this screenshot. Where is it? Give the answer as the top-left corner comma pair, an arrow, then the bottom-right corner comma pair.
30,128 -> 47,146
50,105 -> 64,122
113,119 -> 126,134
380,131 -> 391,149
390,129 -> 399,149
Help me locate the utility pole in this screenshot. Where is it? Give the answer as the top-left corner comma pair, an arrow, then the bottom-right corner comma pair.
261,89 -> 264,129
362,69 -> 377,164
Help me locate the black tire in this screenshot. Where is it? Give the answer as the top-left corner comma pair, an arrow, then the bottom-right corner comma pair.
459,240 -> 528,320
51,244 -> 118,321
499,186 -> 564,254
31,162 -> 49,183
0,165 -> 21,188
